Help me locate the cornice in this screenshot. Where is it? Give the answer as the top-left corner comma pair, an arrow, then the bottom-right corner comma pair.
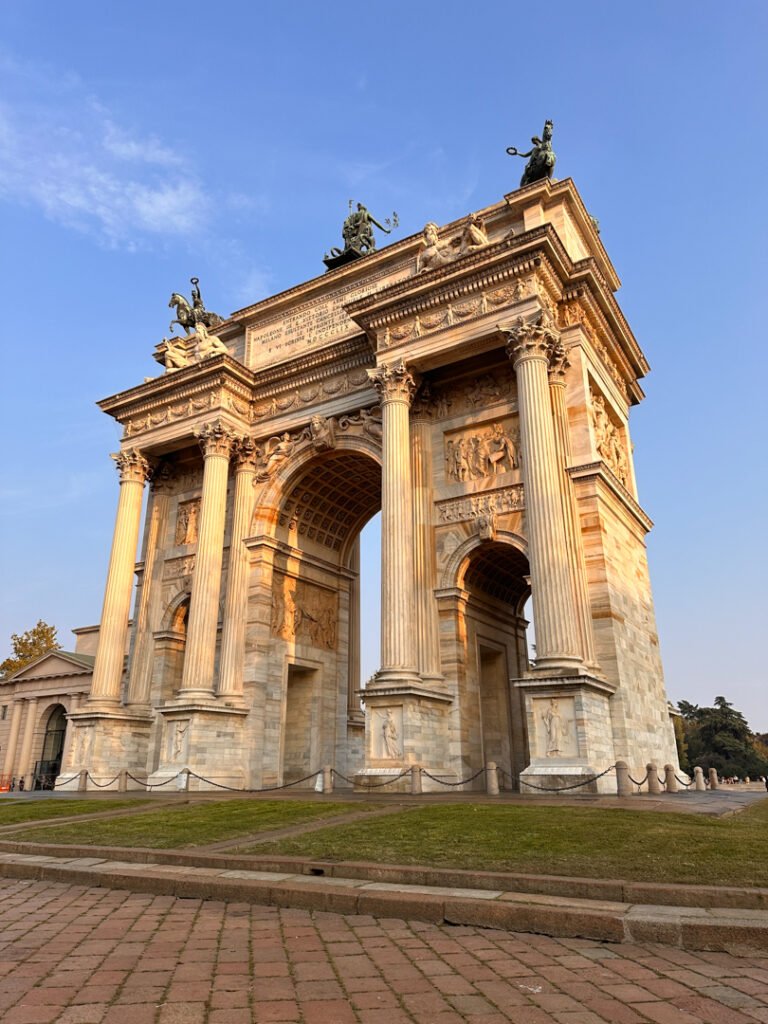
568,461 -> 653,533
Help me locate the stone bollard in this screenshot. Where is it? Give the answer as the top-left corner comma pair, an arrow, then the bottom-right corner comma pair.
78,769 -> 88,792
694,766 -> 706,791
616,761 -> 633,797
178,768 -> 190,792
486,761 -> 500,796
709,767 -> 719,789
664,764 -> 678,793
411,765 -> 422,795
647,762 -> 661,795
322,765 -> 333,794
118,769 -> 128,793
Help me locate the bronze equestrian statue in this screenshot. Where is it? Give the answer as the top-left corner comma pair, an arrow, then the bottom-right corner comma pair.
506,120 -> 557,187
169,277 -> 223,335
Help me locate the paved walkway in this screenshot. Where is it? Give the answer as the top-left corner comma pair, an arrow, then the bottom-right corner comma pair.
1,878 -> 767,1024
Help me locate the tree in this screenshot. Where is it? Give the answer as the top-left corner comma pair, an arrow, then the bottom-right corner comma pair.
0,620 -> 59,678
677,696 -> 768,778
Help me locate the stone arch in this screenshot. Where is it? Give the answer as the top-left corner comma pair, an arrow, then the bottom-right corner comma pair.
253,431 -> 383,545
442,529 -> 528,594
161,590 -> 191,633
34,702 -> 68,789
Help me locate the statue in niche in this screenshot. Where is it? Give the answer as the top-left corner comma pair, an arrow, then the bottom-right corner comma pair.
168,277 -> 223,335
541,698 -> 566,757
506,120 -> 557,187
381,709 -> 401,759
176,500 -> 200,545
458,212 -> 489,255
310,415 -> 336,451
416,222 -> 454,274
172,720 -> 189,761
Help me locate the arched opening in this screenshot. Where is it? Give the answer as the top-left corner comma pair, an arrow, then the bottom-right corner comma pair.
272,448 -> 382,784
34,705 -> 68,790
457,540 -> 532,789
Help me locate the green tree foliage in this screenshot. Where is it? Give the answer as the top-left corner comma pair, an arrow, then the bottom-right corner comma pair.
678,696 -> 768,778
0,620 -> 59,679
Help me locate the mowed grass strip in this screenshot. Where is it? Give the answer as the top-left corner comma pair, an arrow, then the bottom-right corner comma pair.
0,798 -> 144,827
9,799 -> 365,848
246,800 -> 768,888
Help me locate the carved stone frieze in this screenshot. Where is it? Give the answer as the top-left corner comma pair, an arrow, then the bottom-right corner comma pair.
175,499 -> 200,546
252,366 -> 370,422
590,389 -> 629,487
435,484 -> 525,524
270,578 -> 338,651
408,368 -> 516,422
444,420 -> 520,484
163,554 -> 196,582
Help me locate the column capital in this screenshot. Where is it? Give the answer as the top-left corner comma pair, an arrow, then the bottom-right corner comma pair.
233,436 -> 259,472
111,448 -> 152,485
195,420 -> 237,459
367,358 -> 420,406
499,311 -> 561,368
547,339 -> 570,385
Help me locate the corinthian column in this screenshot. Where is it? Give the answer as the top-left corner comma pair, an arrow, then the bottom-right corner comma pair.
2,700 -> 23,777
367,359 -> 421,685
217,438 -> 258,703
548,344 -> 597,667
410,405 -> 442,684
500,314 -> 582,670
89,449 -> 152,707
18,697 -> 39,786
127,465 -> 173,707
179,421 -> 236,701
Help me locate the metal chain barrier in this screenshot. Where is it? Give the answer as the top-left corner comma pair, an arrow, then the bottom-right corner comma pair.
85,772 -> 122,789
186,769 -> 323,793
675,774 -> 693,787
420,767 -> 487,787
628,772 -> 649,787
53,774 -> 81,789
517,765 -> 617,792
331,768 -> 411,788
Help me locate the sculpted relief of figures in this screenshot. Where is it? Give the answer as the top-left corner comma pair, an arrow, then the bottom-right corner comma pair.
590,391 -> 629,487
411,369 -> 515,422
271,579 -> 338,651
445,422 -> 520,484
175,499 -> 200,545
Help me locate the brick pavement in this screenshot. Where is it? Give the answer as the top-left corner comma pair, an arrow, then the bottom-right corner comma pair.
0,879 -> 766,1024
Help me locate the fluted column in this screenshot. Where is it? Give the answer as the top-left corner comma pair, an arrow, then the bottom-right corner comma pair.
410,410 -> 442,683
548,345 -> 597,667
89,449 -> 152,707
367,359 -> 421,682
218,438 -> 258,702
18,698 -> 39,784
501,313 -> 582,669
2,700 -> 24,777
127,465 -> 172,706
60,695 -> 82,771
347,538 -> 361,716
180,421 -> 236,701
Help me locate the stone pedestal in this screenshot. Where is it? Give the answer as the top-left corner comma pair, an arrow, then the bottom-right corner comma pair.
515,674 -> 617,794
57,709 -> 153,791
146,703 -> 249,791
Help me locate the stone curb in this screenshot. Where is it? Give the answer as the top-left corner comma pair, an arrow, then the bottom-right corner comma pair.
1,850 -> 767,953
0,839 -> 765,910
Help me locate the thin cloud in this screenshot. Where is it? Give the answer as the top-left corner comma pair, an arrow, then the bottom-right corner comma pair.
0,58 -> 212,249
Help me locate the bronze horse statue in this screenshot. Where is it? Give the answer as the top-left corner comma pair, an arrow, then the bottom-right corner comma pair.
168,278 -> 223,335
506,120 -> 557,187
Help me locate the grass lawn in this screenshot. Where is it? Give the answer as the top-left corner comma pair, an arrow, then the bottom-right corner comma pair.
245,800 -> 768,888
0,799 -> 144,827
8,799 -> 366,848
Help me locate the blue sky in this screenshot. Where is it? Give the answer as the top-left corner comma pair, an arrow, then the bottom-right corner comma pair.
1,2 -> 766,729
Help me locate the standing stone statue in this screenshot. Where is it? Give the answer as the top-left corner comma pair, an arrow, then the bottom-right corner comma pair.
506,120 -> 557,187
324,201 -> 399,271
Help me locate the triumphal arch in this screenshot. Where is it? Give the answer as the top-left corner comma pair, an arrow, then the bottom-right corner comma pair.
58,174 -> 679,793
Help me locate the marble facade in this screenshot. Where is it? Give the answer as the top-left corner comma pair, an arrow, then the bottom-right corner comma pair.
53,177 -> 679,794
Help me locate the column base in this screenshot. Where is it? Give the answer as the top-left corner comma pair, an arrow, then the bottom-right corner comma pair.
149,702 -> 249,792
519,762 -> 616,795
56,708 -> 153,791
